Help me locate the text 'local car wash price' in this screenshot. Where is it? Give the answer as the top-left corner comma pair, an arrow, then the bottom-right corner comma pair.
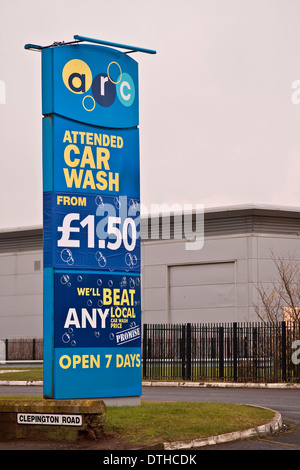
57,214 -> 138,251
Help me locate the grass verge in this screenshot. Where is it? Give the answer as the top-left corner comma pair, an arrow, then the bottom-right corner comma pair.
0,368 -> 43,381
0,396 -> 274,447
104,400 -> 274,446
0,369 -> 276,447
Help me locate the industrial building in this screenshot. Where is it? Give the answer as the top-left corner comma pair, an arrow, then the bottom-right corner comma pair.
1,204 -> 300,339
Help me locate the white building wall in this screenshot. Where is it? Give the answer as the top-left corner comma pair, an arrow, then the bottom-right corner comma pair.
0,250 -> 43,338
141,233 -> 300,325
142,235 -> 247,324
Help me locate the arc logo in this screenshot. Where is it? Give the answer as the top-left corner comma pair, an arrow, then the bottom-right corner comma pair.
62,59 -> 135,112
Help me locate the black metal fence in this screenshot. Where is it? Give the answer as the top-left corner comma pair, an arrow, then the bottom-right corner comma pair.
0,338 -> 43,361
2,323 -> 300,384
142,322 -> 300,383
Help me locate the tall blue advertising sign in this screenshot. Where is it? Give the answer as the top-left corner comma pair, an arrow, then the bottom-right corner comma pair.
41,42 -> 143,399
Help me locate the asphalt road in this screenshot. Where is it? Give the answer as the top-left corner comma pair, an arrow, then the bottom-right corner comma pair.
1,385 -> 300,450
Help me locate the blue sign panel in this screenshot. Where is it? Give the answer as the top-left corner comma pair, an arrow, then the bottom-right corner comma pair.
53,346 -> 141,399
41,42 -> 141,399
52,271 -> 141,399
42,44 -> 139,128
54,272 -> 141,349
43,115 -> 140,197
43,192 -> 140,272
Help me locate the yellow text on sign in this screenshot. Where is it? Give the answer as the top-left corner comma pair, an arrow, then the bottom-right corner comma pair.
62,130 -> 123,192
58,353 -> 141,369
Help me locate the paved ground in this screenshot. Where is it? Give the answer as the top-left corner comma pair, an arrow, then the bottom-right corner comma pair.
0,384 -> 299,451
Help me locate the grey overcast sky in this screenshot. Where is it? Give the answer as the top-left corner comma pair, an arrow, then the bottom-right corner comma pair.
1,0 -> 300,229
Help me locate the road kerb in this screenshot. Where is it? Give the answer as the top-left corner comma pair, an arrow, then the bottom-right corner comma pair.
1,379 -> 300,389
163,407 -> 282,450
0,381 -> 43,386
142,381 -> 300,389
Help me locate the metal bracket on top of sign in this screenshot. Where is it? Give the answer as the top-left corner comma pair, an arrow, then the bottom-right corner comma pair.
24,34 -> 156,55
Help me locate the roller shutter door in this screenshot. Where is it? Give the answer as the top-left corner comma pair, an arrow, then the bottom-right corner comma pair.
169,262 -> 236,323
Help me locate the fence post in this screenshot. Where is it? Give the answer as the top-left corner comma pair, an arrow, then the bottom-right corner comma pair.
219,326 -> 224,380
186,323 -> 192,380
282,321 -> 287,382
233,323 -> 238,382
33,338 -> 36,360
181,325 -> 186,380
252,327 -> 257,380
143,324 -> 147,379
5,339 -> 8,361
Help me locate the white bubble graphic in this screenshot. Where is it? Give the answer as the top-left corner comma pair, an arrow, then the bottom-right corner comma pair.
60,274 -> 70,285
95,251 -> 107,267
125,253 -> 137,268
61,248 -> 73,263
62,333 -> 70,343
129,199 -> 139,210
114,196 -> 121,209
95,195 -> 104,207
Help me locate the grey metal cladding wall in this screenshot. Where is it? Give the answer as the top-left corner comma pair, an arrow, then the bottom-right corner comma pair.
0,228 -> 43,254
141,208 -> 300,241
141,214 -> 185,240
252,215 -> 300,235
0,228 -> 43,338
